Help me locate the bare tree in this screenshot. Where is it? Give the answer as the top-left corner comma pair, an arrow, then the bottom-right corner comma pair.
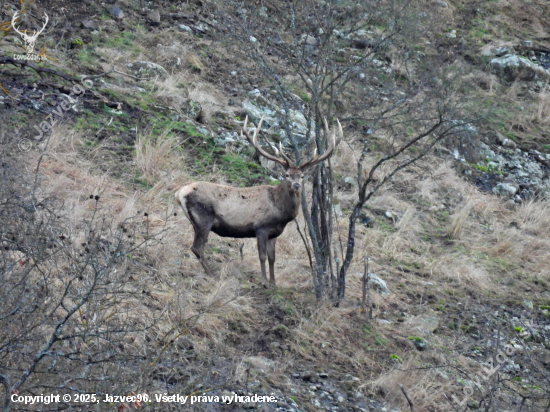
219,0 -> 481,302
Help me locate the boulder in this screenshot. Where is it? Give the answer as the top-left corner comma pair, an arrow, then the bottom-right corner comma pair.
490,54 -> 550,82
492,182 -> 517,197
367,273 -> 390,296
126,61 -> 169,80
146,10 -> 161,26
108,5 -> 124,20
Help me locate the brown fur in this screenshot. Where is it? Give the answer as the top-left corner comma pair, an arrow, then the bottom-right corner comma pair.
175,116 -> 341,286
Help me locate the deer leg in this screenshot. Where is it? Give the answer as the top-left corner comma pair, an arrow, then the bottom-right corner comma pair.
267,238 -> 277,286
189,213 -> 214,277
256,234 -> 269,286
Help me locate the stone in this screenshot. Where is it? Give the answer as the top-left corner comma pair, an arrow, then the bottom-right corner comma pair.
520,40 -> 533,48
146,9 -> 161,26
343,176 -> 357,186
492,182 -> 517,197
437,1 -> 448,7
490,54 -> 550,82
446,30 -> 456,39
126,61 -> 169,80
185,100 -> 203,121
81,19 -> 98,30
300,34 -> 317,45
414,339 -> 428,351
178,24 -> 193,33
367,273 -> 390,295
405,313 -> 440,333
108,6 -> 124,20
385,210 -> 393,219
359,213 -> 374,227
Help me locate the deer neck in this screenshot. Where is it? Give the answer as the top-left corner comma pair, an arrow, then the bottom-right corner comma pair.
273,181 -> 301,221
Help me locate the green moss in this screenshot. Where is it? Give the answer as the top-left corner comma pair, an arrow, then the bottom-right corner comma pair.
389,354 -> 402,362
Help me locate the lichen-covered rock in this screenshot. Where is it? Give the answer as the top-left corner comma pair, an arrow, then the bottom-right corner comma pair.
126,61 -> 169,80
490,54 -> 550,81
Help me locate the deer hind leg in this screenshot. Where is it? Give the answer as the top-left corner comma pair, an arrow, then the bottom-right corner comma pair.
189,212 -> 215,277
267,238 -> 277,286
256,235 -> 269,286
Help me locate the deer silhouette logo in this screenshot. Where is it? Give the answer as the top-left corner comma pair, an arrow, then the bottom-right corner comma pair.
11,12 -> 49,55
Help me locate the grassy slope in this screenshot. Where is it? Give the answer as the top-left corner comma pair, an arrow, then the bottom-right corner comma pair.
1,0 -> 549,410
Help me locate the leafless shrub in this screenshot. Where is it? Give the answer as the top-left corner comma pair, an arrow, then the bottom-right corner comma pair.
0,143 -> 172,410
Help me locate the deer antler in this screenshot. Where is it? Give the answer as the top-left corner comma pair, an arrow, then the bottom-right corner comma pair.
242,116 -> 290,168
11,12 -> 25,37
34,13 -> 49,37
298,117 -> 342,170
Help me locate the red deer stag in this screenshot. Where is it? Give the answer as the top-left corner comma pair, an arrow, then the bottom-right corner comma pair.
175,116 -> 342,285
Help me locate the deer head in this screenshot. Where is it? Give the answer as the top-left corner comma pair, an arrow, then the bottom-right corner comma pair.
241,115 -> 342,193
11,12 -> 49,55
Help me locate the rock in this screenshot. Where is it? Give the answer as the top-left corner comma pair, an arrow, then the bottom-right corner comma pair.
490,54 -> 550,82
481,45 -> 514,57
359,213 -> 374,227
377,319 -> 391,325
108,5 -> 124,20
126,61 -> 169,80
146,9 -> 161,26
446,30 -> 456,39
405,314 -> 440,333
216,131 -> 237,146
343,176 -> 357,186
367,273 -> 390,295
185,100 -> 203,121
537,350 -> 550,366
81,19 -> 98,30
437,1 -> 448,7
319,372 -> 329,378
520,40 -> 533,48
300,34 -> 317,45
414,339 -> 428,351
178,24 -> 193,33
385,210 -> 393,219
492,182 -> 517,197
301,371 -> 314,381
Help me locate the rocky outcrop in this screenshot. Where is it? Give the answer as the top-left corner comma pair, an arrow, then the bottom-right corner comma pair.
490,54 -> 550,82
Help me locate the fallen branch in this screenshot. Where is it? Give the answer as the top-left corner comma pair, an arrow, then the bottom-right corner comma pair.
84,65 -> 152,81
400,384 -> 414,412
0,57 -> 76,81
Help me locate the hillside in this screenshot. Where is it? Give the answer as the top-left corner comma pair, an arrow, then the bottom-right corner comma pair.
1,0 -> 549,411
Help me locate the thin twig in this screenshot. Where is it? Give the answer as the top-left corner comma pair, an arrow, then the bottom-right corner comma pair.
399,384 -> 414,412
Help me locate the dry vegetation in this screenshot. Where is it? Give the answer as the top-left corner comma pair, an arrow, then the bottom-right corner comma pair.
1,0 -> 550,410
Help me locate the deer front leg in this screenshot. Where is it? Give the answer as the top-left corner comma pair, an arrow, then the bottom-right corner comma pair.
267,238 -> 277,286
256,234 -> 269,286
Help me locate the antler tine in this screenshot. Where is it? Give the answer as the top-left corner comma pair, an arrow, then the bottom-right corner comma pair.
36,13 -> 49,36
278,142 -> 293,165
242,116 -> 289,167
298,117 -> 341,170
11,12 -> 24,36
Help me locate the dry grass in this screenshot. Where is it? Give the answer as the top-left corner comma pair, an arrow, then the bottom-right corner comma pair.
24,98 -> 550,412
536,84 -> 550,126
370,361 -> 455,411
